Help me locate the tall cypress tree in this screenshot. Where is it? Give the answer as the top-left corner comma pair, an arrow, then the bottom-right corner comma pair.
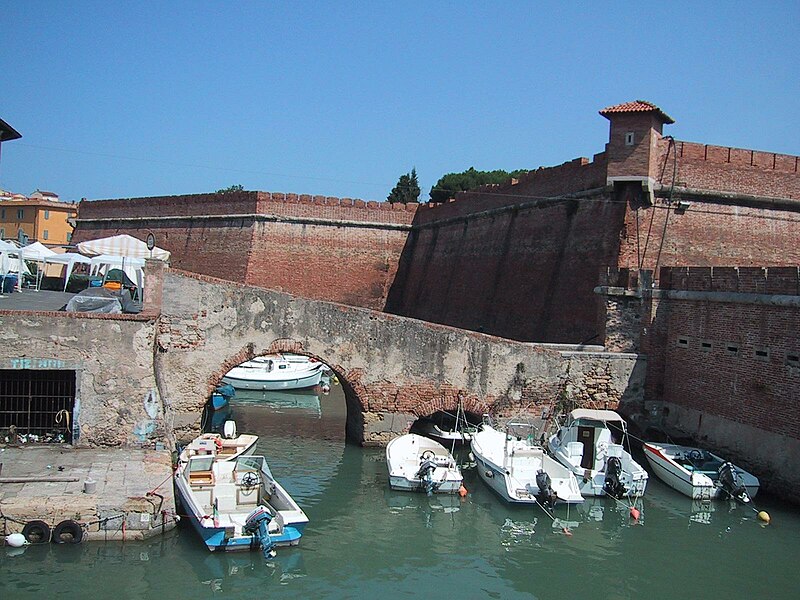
387,168 -> 421,203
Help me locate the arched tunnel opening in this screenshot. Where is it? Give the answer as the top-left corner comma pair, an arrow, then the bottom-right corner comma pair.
194,352 -> 358,515
203,353 -> 351,444
409,408 -> 484,443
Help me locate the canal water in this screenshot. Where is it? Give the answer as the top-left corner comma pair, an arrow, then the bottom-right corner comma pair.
2,382 -> 799,599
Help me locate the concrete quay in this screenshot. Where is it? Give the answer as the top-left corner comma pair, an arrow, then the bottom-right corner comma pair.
0,445 -> 176,543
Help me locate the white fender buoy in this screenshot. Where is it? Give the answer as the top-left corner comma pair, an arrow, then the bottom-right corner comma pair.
6,533 -> 27,548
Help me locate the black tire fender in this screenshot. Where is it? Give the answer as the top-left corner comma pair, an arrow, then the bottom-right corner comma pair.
52,519 -> 84,544
22,520 -> 52,544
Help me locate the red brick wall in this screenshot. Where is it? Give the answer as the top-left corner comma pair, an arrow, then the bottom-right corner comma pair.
653,138 -> 800,199
643,267 -> 800,437
247,220 -> 410,309
388,190 -> 625,343
75,192 -> 417,309
617,197 -> 800,272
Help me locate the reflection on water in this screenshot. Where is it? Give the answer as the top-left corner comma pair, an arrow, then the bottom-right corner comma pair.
233,388 -> 322,418
3,381 -> 800,599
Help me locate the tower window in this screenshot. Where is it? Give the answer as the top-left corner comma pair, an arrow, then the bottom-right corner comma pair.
625,132 -> 635,146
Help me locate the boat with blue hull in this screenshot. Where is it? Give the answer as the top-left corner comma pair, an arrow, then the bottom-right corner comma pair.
174,431 -> 308,555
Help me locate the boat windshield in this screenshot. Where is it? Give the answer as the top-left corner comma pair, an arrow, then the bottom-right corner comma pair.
235,455 -> 274,479
188,456 -> 214,472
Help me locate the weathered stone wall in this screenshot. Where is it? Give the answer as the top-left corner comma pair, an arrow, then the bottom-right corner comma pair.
156,270 -> 644,445
0,313 -> 164,448
386,191 -> 626,344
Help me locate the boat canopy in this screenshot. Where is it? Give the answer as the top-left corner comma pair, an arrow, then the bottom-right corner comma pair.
567,409 -> 626,425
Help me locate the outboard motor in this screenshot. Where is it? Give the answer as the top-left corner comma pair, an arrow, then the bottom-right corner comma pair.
244,506 -> 276,557
603,456 -> 626,499
535,470 -> 557,509
416,459 -> 438,495
223,420 -> 237,440
718,462 -> 750,504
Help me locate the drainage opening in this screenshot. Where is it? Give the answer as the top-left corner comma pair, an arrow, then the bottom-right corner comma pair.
0,370 -> 76,444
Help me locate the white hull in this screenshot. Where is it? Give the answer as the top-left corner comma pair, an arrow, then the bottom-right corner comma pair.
415,421 -> 473,445
471,425 -> 583,505
643,443 -> 759,501
386,434 -> 463,494
547,409 -> 648,498
222,355 -> 325,391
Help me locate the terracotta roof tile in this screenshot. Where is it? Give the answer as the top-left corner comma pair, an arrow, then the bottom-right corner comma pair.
599,100 -> 674,124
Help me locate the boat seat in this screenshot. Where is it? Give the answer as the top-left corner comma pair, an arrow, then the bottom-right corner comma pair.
214,484 -> 238,512
237,486 -> 260,506
511,446 -> 542,458
193,489 -> 213,512
217,444 -> 239,456
216,461 -> 236,482
566,442 -> 584,461
189,470 -> 214,486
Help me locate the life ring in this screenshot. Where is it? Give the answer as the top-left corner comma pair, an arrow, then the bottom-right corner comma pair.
22,520 -> 51,544
52,520 -> 84,544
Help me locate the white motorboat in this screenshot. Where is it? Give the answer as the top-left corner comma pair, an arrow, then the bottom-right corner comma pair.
386,433 -> 464,494
471,423 -> 584,507
222,354 -> 325,391
412,401 -> 479,446
413,420 -> 475,446
185,421 -> 259,462
548,409 -> 648,498
642,442 -> 759,503
174,427 -> 309,555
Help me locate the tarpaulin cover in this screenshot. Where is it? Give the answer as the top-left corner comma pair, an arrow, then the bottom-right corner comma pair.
65,286 -> 122,314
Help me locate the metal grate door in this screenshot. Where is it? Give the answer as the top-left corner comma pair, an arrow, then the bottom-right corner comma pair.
0,370 -> 76,443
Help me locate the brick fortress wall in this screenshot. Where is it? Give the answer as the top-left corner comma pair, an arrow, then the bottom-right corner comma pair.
614,138 -> 800,273
640,266 -> 800,494
386,155 -> 620,343
75,191 -> 417,311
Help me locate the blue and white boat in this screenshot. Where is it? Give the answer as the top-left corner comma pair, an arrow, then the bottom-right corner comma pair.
222,354 -> 325,391
174,428 -> 309,555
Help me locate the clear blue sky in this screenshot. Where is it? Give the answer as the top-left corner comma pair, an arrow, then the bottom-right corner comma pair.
1,1 -> 797,203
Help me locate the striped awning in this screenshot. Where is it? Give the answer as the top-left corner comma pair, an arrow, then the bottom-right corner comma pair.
77,234 -> 170,261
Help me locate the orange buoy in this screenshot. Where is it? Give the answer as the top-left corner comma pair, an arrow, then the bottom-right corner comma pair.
630,507 -> 641,521
458,485 -> 468,498
758,511 -> 771,524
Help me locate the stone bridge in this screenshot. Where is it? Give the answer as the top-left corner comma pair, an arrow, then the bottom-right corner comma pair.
0,263 -> 645,447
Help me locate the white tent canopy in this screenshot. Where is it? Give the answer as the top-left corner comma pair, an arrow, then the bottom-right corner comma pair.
77,234 -> 170,261
20,242 -> 57,260
43,253 -> 93,292
19,242 -> 58,289
0,239 -> 19,253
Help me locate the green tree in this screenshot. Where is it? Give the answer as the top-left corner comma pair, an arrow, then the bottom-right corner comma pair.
429,167 -> 529,203
387,168 -> 421,204
216,184 -> 244,193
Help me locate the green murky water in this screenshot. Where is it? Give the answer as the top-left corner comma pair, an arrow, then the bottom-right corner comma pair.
2,384 -> 798,599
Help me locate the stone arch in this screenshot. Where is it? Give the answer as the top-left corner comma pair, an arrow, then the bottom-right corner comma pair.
204,337 -> 369,444
156,270 -> 642,446
413,390 -> 491,421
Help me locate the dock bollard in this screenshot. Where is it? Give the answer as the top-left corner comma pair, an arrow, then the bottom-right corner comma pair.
83,478 -> 97,494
